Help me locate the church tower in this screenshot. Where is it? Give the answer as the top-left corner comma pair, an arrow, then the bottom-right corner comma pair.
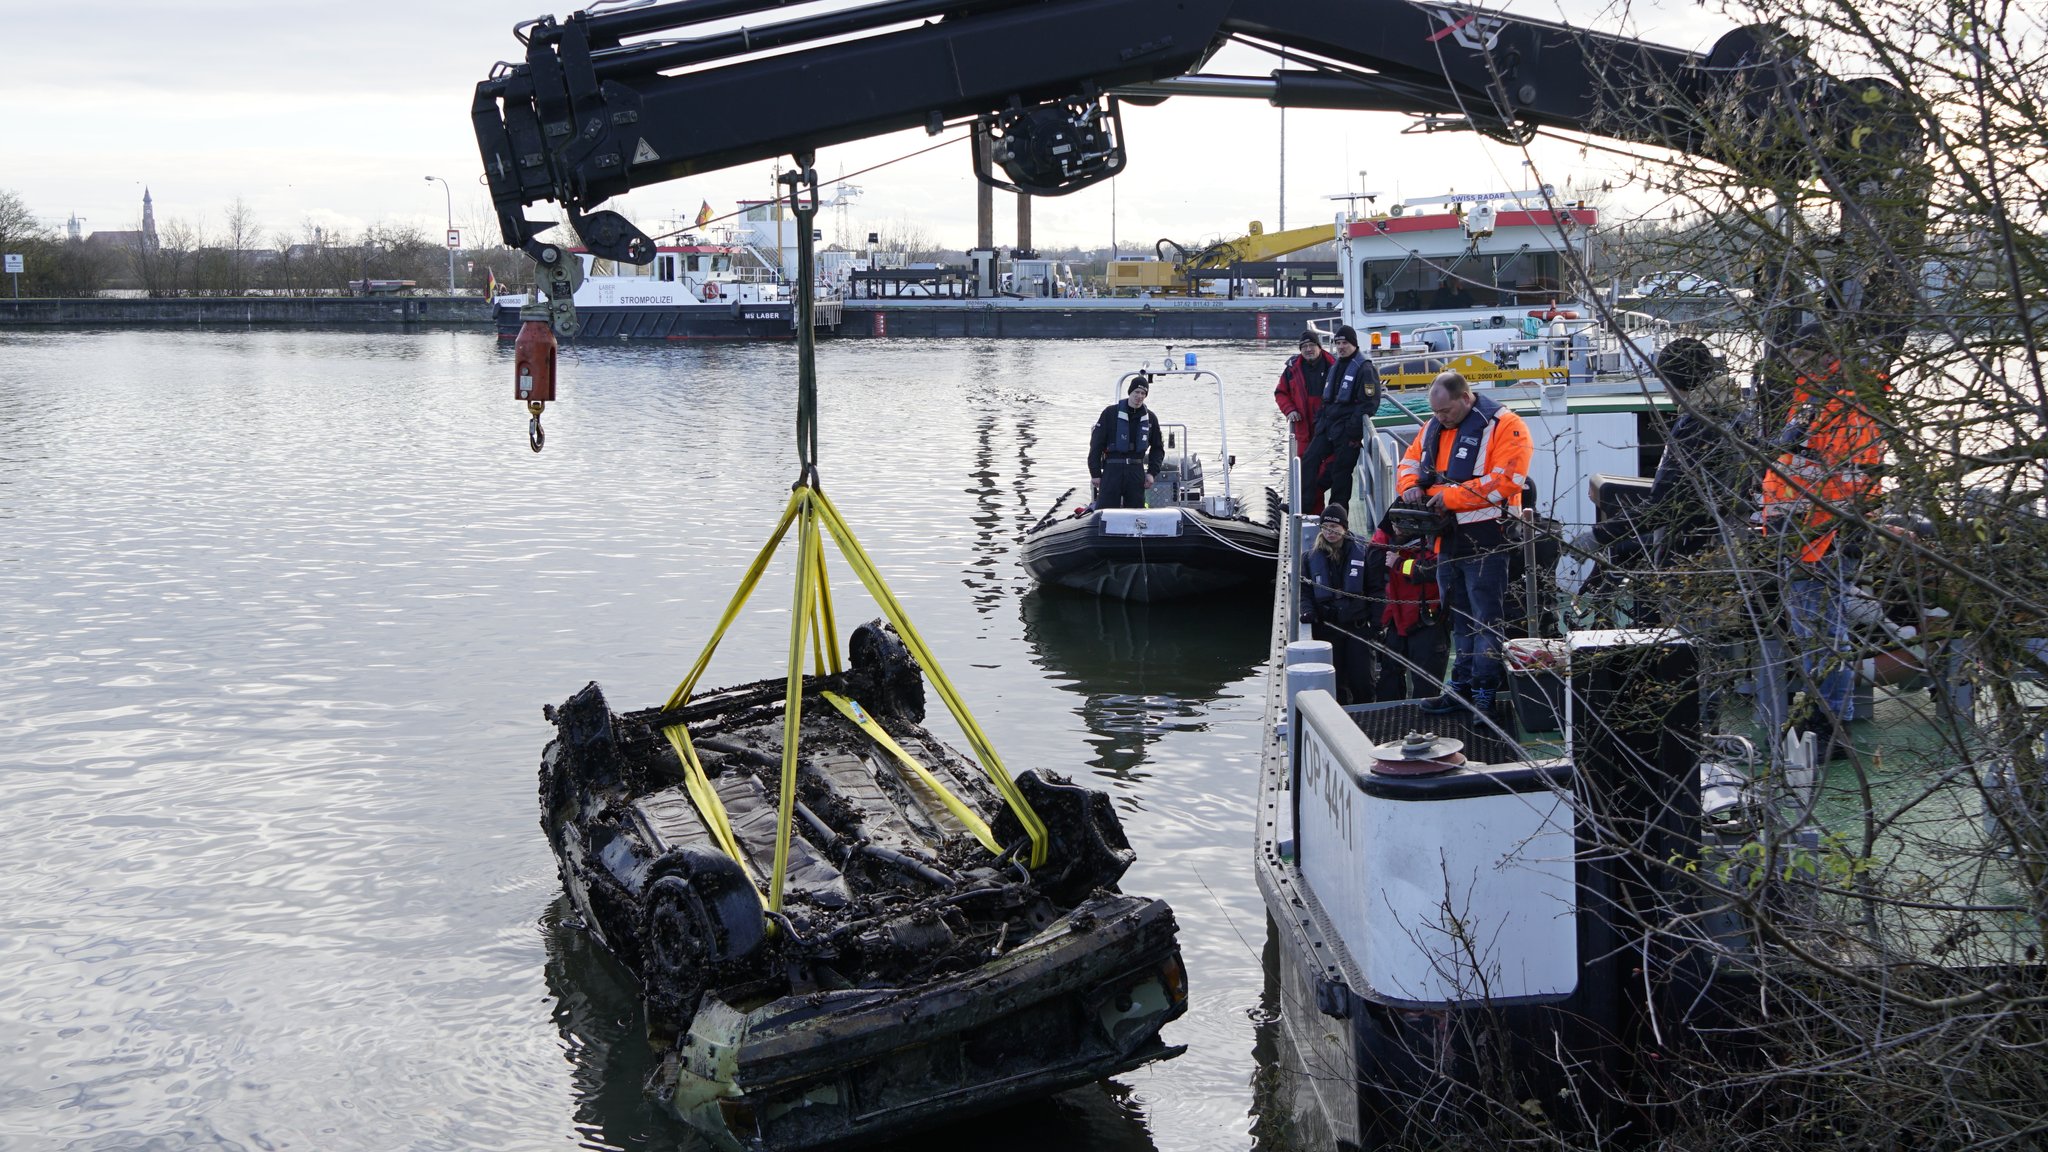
141,188 -> 159,249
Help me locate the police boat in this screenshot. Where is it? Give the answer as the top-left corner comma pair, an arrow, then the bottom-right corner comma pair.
1020,356 -> 1282,602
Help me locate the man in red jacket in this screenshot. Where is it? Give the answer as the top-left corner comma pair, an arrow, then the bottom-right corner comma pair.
1274,330 -> 1329,512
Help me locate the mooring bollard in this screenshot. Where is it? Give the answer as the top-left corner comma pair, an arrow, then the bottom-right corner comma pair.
1284,651 -> 1336,773
1283,640 -> 1334,742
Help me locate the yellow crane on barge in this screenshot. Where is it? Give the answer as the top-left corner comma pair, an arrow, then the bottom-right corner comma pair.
1106,218 -> 1334,295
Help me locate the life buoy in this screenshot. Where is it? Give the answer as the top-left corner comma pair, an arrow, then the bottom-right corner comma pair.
703,282 -> 723,300
1528,308 -> 1579,321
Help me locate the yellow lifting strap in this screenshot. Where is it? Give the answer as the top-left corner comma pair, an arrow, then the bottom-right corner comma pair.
659,721 -> 767,907
664,489 -> 809,712
821,690 -> 1001,854
807,489 -> 1049,868
656,485 -> 1048,914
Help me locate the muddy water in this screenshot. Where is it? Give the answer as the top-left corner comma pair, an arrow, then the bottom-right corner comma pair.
0,330 -> 1314,1151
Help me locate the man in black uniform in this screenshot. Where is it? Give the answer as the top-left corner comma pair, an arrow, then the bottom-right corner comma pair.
1089,376 -> 1166,509
1300,325 -> 1383,508
1560,336 -> 1752,584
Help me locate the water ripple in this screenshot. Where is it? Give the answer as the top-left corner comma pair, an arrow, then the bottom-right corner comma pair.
0,330 -> 1300,1151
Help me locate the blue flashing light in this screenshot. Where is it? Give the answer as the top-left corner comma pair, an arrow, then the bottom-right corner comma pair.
1183,352 -> 1197,368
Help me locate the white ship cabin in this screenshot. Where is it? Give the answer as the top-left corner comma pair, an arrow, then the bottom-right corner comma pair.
1325,189 -> 1671,389
570,242 -> 787,307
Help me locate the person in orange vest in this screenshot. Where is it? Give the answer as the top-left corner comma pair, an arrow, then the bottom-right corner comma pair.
1274,330 -> 1329,513
1366,505 -> 1449,700
1760,325 -> 1886,756
1397,370 -> 1534,715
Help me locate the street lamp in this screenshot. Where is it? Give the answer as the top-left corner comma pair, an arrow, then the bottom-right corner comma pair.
425,175 -> 455,294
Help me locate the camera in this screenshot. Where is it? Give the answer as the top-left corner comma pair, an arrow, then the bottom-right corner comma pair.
1386,505 -> 1446,543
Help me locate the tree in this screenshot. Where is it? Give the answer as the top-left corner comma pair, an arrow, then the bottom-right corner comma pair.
296,220 -> 352,295
266,227 -> 301,296
221,198 -> 259,295
41,240 -> 112,297
1309,2 -> 2048,1147
1555,1 -> 2046,1146
866,218 -> 946,263
0,188 -> 43,249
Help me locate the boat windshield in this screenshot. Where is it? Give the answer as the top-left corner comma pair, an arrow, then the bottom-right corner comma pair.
1356,250 -> 1566,313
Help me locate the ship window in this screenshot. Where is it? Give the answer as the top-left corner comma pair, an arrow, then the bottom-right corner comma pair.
1499,252 -> 1564,303
1359,257 -> 1437,312
744,205 -> 769,222
659,256 -> 675,282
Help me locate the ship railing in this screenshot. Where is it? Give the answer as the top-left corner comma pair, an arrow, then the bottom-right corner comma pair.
1353,306 -> 1675,387
1285,450 -> 1305,648
1464,321 -> 1667,385
1402,322 -> 1464,353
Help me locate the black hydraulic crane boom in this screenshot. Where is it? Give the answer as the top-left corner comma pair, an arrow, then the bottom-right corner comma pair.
475,0 -> 1923,349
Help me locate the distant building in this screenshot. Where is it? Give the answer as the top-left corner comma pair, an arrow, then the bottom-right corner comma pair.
84,187 -> 159,251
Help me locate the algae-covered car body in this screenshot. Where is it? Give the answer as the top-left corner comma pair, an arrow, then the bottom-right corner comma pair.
538,621 -> 1187,1150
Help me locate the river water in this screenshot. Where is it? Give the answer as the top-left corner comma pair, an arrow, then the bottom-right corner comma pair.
0,330 -> 1309,1151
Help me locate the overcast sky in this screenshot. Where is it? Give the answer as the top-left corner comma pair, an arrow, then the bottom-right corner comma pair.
7,0 -> 1738,252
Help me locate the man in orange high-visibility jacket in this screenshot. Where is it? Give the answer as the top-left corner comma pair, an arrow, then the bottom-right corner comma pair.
1398,370 -> 1535,716
1760,327 -> 1886,753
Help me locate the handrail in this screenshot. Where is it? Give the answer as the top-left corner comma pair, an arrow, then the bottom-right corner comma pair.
1286,450 -> 1304,646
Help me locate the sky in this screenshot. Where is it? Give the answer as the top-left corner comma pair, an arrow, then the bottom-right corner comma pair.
5,0 -> 1741,253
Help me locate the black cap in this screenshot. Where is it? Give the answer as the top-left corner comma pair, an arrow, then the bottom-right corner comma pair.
1128,377 -> 1150,395
1298,329 -> 1321,346
1320,502 -> 1348,526
1334,325 -> 1358,346
1654,336 -> 1719,392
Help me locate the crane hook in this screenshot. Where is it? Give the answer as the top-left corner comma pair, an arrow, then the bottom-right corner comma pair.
529,401 -> 546,453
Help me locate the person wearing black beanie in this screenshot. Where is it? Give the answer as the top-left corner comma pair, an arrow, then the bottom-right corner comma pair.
1274,330 -> 1331,506
1560,336 -> 1752,613
1088,374 -> 1166,509
1300,325 -> 1383,509
1300,502 -> 1377,703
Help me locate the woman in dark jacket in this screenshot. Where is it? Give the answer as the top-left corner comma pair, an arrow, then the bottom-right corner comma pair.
1300,502 -> 1376,704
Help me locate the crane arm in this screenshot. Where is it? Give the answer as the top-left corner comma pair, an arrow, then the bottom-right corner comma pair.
474,0 -> 1235,266
475,0 -> 1922,344
1205,221 -> 1342,269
